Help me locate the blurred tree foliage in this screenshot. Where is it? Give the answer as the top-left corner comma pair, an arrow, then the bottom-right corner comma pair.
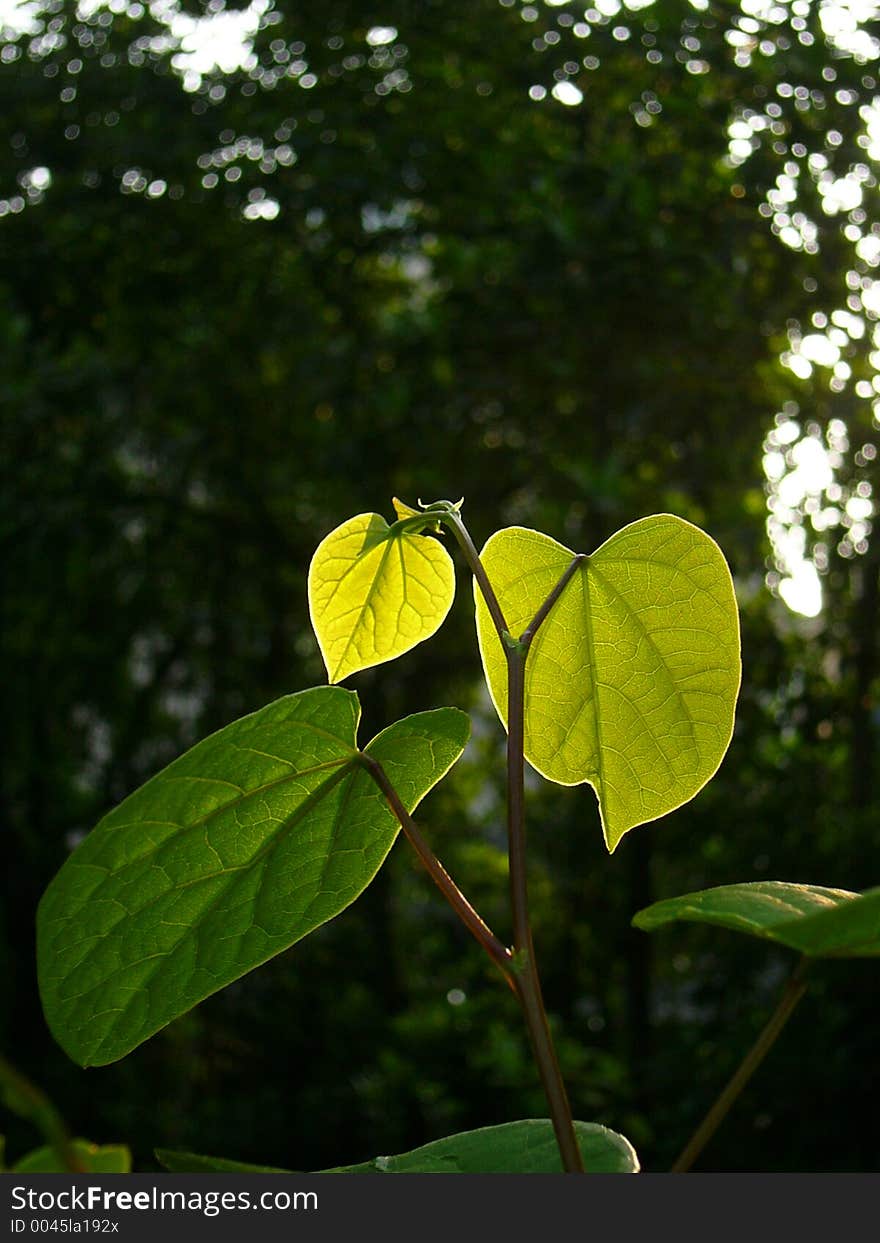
1,0 -> 878,1172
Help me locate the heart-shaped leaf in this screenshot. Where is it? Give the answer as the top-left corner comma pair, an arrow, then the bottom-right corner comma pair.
633,881 -> 880,957
474,515 -> 740,851
156,1119 -> 639,1174
309,511 -> 455,682
38,688 -> 469,1066
13,1140 -> 132,1174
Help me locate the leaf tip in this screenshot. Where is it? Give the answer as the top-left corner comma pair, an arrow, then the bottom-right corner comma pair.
321,649 -> 348,685
598,804 -> 626,856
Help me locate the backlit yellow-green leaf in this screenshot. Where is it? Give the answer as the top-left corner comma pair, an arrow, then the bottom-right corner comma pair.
309,511 -> 455,682
474,515 -> 740,851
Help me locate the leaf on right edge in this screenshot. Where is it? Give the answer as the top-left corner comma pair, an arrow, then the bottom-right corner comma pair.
474,515 -> 741,851
325,1120 -> 638,1173
633,881 -> 880,957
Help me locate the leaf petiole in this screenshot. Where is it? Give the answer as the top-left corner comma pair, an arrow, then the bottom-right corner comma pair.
360,753 -> 516,987
434,506 -> 509,641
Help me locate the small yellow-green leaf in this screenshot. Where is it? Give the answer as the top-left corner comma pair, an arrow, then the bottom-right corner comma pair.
13,1139 -> 131,1173
634,881 -> 880,957
308,511 -> 454,682
474,516 -> 740,851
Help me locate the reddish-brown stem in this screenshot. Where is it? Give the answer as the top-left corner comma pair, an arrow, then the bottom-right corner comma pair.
361,755 -> 515,987
505,647 -> 585,1173
672,957 -> 810,1172
393,512 -> 589,1172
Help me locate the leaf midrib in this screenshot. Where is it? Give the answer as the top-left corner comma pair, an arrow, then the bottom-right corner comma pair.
334,531 -> 395,675
73,755 -> 357,893
588,561 -> 699,756
45,759 -> 361,1001
51,759 -> 378,1066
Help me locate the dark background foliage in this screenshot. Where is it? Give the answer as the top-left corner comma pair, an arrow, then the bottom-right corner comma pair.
2,0 -> 878,1172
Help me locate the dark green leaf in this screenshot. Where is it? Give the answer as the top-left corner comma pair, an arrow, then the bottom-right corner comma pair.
157,1120 -> 638,1174
38,688 -> 469,1066
324,1119 -> 639,1173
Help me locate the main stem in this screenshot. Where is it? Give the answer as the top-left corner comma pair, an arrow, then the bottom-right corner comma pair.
507,648 -> 584,1173
671,957 -> 810,1173
431,510 -> 584,1171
